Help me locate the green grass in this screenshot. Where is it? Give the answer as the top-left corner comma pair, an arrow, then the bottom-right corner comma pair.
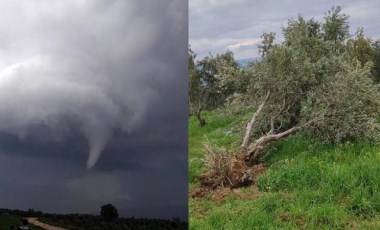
0,214 -> 43,230
189,110 -> 380,229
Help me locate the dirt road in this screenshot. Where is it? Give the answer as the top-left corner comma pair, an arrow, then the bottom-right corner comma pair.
27,218 -> 69,230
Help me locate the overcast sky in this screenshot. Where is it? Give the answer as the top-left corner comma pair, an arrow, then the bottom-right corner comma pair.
190,0 -> 380,60
0,0 -> 187,220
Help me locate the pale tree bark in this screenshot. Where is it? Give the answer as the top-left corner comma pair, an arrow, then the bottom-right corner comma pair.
245,126 -> 301,165
244,118 -> 320,165
241,90 -> 272,148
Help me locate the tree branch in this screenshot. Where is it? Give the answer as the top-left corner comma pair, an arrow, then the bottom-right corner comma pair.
267,117 -> 275,135
266,98 -> 288,135
241,90 -> 272,148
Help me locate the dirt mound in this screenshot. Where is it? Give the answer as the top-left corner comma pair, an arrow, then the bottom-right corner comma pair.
211,188 -> 233,201
190,185 -> 265,201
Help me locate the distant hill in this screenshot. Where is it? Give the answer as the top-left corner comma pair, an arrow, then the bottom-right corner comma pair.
236,57 -> 261,67
119,204 -> 188,221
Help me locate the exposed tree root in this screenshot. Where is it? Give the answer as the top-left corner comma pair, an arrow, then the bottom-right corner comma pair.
192,144 -> 266,196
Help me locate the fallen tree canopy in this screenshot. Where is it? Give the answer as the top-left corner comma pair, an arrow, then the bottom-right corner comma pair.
233,9 -> 380,167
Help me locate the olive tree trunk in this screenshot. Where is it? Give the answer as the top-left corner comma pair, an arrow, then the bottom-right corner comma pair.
241,90 -> 319,165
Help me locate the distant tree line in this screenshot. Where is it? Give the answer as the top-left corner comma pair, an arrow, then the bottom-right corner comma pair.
0,207 -> 187,230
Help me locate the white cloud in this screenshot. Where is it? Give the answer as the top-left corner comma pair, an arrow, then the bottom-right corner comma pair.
190,37 -> 262,59
227,38 -> 261,51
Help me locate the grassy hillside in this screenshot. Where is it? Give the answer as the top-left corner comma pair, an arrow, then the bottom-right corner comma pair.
0,214 -> 42,230
189,110 -> 380,229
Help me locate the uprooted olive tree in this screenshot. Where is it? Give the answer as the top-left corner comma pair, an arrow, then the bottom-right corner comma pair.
237,9 -> 380,166
196,7 -> 380,190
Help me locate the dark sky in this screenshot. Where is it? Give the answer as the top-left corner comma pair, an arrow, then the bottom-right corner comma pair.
0,0 -> 188,220
190,0 -> 380,59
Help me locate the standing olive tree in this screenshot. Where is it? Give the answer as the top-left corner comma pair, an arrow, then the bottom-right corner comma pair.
371,40 -> 380,83
235,8 -> 380,165
188,47 -> 206,126
346,27 -> 374,67
323,5 -> 350,53
188,47 -> 239,126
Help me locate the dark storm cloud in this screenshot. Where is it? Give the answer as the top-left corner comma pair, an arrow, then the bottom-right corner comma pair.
0,0 -> 186,168
190,0 -> 380,59
0,0 -> 188,220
